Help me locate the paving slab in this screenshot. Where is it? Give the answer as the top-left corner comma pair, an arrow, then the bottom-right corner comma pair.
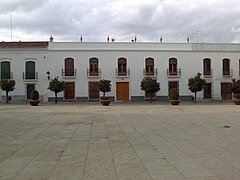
0,102 -> 239,179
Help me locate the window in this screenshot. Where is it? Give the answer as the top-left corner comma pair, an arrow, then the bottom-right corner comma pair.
145,58 -> 154,76
169,58 -> 177,75
203,58 -> 211,76
25,61 -> 36,79
1,61 -> 11,79
118,58 -> 127,76
64,58 -> 74,76
89,58 -> 99,76
223,58 -> 230,75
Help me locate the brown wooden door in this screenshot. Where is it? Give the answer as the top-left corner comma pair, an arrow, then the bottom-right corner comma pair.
221,83 -> 232,100
168,81 -> 178,97
89,82 -> 99,100
64,82 -> 75,100
204,83 -> 212,98
116,82 -> 129,101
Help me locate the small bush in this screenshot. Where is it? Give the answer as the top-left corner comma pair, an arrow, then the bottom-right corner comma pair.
31,90 -> 39,100
234,93 -> 240,99
170,88 -> 179,100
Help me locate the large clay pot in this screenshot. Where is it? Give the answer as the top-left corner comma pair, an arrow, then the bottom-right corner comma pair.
100,100 -> 111,106
169,100 -> 180,106
29,100 -> 40,106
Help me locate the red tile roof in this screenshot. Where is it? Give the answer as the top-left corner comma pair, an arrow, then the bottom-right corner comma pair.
0,42 -> 49,48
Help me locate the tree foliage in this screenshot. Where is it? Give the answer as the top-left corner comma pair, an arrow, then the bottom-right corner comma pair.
230,78 -> 240,99
188,72 -> 206,102
170,88 -> 179,100
48,77 -> 65,103
31,90 -> 39,100
0,79 -> 16,103
98,79 -> 111,99
140,77 -> 160,102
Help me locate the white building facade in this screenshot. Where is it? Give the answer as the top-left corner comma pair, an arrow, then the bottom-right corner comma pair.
0,40 -> 240,102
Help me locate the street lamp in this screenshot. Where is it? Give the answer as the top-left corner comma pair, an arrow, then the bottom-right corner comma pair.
46,71 -> 50,80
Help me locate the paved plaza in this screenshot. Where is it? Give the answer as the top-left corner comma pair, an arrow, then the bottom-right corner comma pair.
0,102 -> 240,180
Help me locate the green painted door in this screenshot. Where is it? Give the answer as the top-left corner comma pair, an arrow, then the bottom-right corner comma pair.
26,61 -> 35,79
1,61 -> 10,79
27,84 -> 35,99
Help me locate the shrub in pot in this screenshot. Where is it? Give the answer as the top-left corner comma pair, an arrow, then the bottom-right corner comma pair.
230,78 -> 240,105
98,79 -> 111,106
29,90 -> 40,106
169,88 -> 180,105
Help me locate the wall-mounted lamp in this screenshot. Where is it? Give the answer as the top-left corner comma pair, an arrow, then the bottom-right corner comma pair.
46,71 -> 50,80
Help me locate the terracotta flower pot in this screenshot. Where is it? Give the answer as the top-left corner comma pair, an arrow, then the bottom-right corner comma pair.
169,100 -> 180,106
29,100 -> 40,106
100,100 -> 111,106
234,100 -> 240,105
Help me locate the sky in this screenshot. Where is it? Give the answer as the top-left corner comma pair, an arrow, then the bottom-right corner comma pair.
0,0 -> 240,43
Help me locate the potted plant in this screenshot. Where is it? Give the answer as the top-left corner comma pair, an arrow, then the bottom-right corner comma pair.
98,79 -> 111,106
230,78 -> 240,105
140,77 -> 160,103
169,88 -> 180,105
29,89 -> 40,106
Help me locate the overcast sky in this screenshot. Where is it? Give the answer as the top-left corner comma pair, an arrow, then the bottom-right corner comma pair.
0,0 -> 240,43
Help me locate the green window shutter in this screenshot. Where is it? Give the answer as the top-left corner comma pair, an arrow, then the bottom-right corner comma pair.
1,61 -> 11,79
26,61 -> 35,79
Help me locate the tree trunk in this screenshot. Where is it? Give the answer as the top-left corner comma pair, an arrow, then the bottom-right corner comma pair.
55,92 -> 58,103
103,92 -> 105,99
6,91 -> 9,103
194,92 -> 197,103
150,92 -> 153,103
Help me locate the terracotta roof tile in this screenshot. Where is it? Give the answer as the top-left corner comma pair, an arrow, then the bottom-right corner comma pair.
0,42 -> 49,48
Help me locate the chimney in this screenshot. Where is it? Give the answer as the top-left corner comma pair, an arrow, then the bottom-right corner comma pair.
80,35 -> 83,42
107,35 -> 109,42
49,36 -> 54,42
160,36 -> 163,43
187,36 -> 190,43
134,36 -> 137,42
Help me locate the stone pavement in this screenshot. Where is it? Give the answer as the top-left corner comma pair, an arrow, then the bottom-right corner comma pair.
0,102 -> 240,180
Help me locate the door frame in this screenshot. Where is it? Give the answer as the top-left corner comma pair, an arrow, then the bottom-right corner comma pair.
26,83 -> 35,100
88,81 -> 100,100
168,81 -> 179,98
64,82 -> 75,100
115,81 -> 130,101
204,83 -> 212,99
221,82 -> 232,100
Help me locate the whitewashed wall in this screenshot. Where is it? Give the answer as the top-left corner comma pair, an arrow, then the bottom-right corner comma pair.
0,42 -> 239,102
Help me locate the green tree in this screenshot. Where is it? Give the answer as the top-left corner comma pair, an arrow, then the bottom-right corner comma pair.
98,79 -> 111,100
0,79 -> 16,103
140,77 -> 160,103
48,77 -> 65,103
188,72 -> 206,103
230,78 -> 240,99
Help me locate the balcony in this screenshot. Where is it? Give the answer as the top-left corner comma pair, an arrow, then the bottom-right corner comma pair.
0,72 -> 13,79
222,69 -> 233,77
23,72 -> 38,82
143,68 -> 158,77
203,69 -> 213,78
167,69 -> 181,78
115,68 -> 130,77
62,69 -> 77,79
87,68 -> 101,78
